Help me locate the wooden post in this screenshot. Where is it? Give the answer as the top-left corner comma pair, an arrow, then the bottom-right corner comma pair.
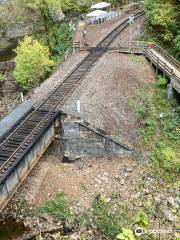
167,83 -> 174,99
163,63 -> 166,78
156,57 -> 159,76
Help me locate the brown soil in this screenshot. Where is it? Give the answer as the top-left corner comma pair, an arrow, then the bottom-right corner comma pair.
17,153 -> 144,210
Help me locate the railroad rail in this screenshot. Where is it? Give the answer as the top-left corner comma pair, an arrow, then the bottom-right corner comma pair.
0,10 -> 145,210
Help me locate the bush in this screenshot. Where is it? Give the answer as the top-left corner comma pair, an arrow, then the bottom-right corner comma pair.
151,144 -> 177,173
157,75 -> 167,88
13,36 -> 54,90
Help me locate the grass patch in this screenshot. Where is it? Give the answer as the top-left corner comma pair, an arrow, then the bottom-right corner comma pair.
77,196 -> 131,239
129,54 -> 144,64
38,192 -> 71,222
133,75 -> 180,178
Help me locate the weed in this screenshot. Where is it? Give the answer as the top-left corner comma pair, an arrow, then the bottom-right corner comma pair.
135,210 -> 149,228
156,75 -> 168,87
129,54 -> 143,64
0,73 -> 5,83
116,228 -> 135,240
77,196 -> 130,239
38,192 -> 71,222
133,74 -> 180,177
92,198 -> 124,238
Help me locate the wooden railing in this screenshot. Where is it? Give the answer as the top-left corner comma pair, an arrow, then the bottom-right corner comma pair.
118,41 -> 147,54
152,44 -> 180,70
118,41 -> 180,93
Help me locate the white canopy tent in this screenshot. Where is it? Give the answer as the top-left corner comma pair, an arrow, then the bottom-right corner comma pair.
86,10 -> 107,17
91,2 -> 111,10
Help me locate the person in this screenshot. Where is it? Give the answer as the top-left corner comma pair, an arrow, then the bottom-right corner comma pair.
83,30 -> 88,46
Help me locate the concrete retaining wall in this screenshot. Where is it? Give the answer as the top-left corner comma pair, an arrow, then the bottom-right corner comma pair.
60,117 -> 132,160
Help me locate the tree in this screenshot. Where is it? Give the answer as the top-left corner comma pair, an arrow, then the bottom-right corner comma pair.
144,0 -> 180,59
13,36 -> 54,90
18,0 -> 62,52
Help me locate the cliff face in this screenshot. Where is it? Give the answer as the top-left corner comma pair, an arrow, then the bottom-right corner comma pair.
0,0 -> 37,53
0,0 -> 65,55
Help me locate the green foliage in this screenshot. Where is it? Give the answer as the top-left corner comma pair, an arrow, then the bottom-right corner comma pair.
77,196 -> 130,239
91,198 -> 124,238
133,89 -> 156,142
14,36 -> 54,90
174,34 -> 180,51
150,144 -> 179,173
38,192 -> 71,222
144,0 -> 180,59
21,0 -> 61,12
52,22 -> 73,62
134,74 -> 180,177
116,228 -> 135,240
0,74 -> 5,83
157,75 -> 168,87
61,0 -> 92,15
135,210 -> 149,228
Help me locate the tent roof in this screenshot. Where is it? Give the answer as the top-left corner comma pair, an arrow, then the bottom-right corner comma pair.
91,2 -> 111,9
87,10 -> 107,17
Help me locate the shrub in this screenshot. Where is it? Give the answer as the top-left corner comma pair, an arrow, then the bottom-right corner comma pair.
13,36 -> 54,90
157,75 -> 168,87
151,144 -> 177,173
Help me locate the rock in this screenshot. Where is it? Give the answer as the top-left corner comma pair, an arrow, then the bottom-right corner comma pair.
0,39 -> 12,51
140,152 -> 150,163
69,233 -> 80,240
106,198 -> 111,203
163,210 -> 177,222
125,167 -> 133,172
120,178 -> 125,185
175,196 -> 180,205
154,196 -> 161,205
144,189 -> 151,195
115,174 -> 120,180
167,197 -> 175,206
124,172 -> 129,178
63,222 -> 73,234
111,207 -> 117,214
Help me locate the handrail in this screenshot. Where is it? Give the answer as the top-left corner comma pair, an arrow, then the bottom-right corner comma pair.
118,41 -> 180,88
152,44 -> 180,70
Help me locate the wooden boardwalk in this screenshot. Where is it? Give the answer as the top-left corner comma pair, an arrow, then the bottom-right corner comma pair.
118,41 -> 180,94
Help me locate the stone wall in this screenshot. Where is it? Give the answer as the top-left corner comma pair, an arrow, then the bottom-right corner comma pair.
59,116 -> 132,161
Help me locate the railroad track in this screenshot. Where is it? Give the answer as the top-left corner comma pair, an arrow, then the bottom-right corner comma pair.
0,10 -> 145,185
